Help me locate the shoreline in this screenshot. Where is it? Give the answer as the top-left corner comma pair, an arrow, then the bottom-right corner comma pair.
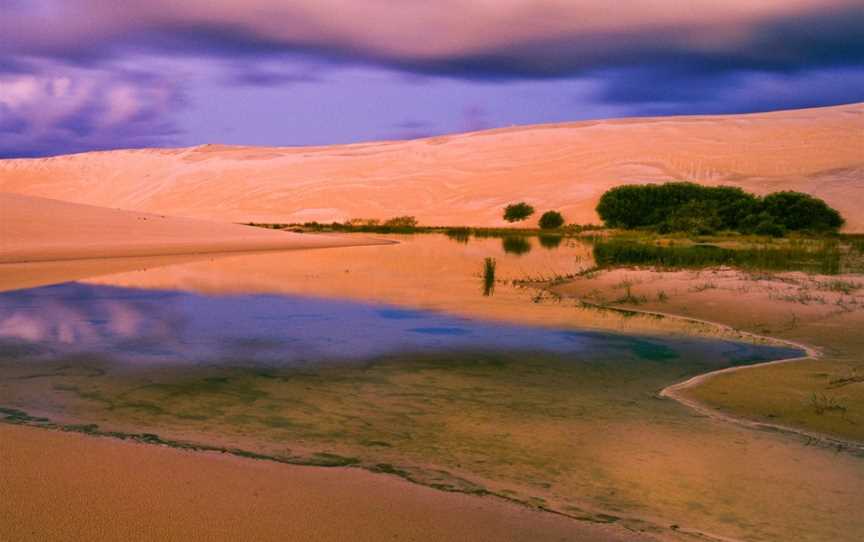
0,237 -> 396,266
0,409 -> 665,542
1,423 -> 643,542
567,298 -> 864,454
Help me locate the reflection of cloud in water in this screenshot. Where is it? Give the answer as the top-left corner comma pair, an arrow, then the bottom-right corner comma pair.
0,284 -> 186,356
0,282 -> 800,368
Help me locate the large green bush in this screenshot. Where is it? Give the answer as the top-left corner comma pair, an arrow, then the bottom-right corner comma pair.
596,182 -> 843,235
761,191 -> 844,232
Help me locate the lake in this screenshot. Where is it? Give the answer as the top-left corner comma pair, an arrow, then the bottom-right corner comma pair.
1,233 -> 861,542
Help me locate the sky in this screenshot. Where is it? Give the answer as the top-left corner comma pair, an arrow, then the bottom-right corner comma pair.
1,0 -> 862,158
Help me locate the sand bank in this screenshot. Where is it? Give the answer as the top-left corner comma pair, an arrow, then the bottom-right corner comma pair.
0,424 -> 649,542
0,192 -> 388,264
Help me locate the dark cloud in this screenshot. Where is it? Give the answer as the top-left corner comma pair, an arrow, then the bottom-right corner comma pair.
3,2 -> 862,80
0,1 -> 862,157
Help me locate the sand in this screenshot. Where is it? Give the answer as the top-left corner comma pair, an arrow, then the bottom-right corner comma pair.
0,103 -> 861,230
0,192 -> 388,264
0,424 -> 650,542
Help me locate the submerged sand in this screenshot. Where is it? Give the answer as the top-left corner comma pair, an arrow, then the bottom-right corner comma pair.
0,424 -> 648,542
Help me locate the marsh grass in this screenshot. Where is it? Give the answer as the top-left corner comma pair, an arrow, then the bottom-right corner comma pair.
445,227 -> 472,244
246,221 -> 604,241
482,257 -> 497,296
814,279 -> 862,294
810,393 -> 848,418
593,239 -> 850,274
612,280 -> 647,305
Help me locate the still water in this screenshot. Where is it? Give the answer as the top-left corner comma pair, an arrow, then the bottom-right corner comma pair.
0,234 -> 860,542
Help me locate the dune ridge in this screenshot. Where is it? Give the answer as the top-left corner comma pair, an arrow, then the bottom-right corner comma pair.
1,103 -> 862,230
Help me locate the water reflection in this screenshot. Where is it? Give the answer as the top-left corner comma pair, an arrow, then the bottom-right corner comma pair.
538,235 -> 563,249
444,228 -> 471,244
4,281 -> 791,368
501,236 -> 532,255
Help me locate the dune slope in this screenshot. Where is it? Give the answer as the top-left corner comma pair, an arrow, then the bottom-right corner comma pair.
0,193 -> 382,264
0,103 -> 862,230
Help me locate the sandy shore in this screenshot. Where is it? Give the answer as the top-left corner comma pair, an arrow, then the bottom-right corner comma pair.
551,267 -> 864,445
0,192 -> 388,264
0,424 -> 651,542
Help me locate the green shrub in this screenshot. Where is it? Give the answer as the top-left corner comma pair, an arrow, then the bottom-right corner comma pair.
538,210 -> 565,229
761,191 -> 844,233
596,182 -> 844,235
503,202 -> 535,223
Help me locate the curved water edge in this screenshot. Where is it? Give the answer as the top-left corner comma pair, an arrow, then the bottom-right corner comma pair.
0,281 -> 814,542
2,234 -> 862,542
574,298 -> 864,454
0,407 -> 755,542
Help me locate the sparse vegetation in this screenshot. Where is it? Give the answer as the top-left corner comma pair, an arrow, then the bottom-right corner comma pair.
809,393 -> 847,417
383,215 -> 418,228
503,202 -> 535,223
592,239 -> 849,275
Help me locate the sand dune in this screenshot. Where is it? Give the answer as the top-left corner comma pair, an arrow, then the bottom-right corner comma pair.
1,103 -> 862,230
0,192 -> 384,264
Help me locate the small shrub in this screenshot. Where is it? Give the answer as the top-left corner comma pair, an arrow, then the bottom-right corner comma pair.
383,216 -> 418,228
503,202 -> 535,223
538,210 -> 565,230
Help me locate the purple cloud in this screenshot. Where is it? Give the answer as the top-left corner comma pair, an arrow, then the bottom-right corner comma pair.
0,60 -> 183,157
0,1 -> 862,157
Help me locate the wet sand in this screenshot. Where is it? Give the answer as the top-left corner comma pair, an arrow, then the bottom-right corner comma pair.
0,423 -> 650,542
552,267 -> 864,443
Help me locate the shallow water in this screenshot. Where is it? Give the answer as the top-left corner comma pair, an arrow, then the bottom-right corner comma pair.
0,281 -> 791,368
1,234 -> 862,542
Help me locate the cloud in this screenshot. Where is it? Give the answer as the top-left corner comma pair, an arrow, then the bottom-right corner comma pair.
2,1 -> 862,78
0,1 -> 862,157
592,66 -> 864,116
0,60 -> 182,157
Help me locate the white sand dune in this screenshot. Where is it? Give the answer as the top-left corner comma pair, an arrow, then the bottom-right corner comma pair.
0,192 -> 385,264
1,103 -> 862,230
